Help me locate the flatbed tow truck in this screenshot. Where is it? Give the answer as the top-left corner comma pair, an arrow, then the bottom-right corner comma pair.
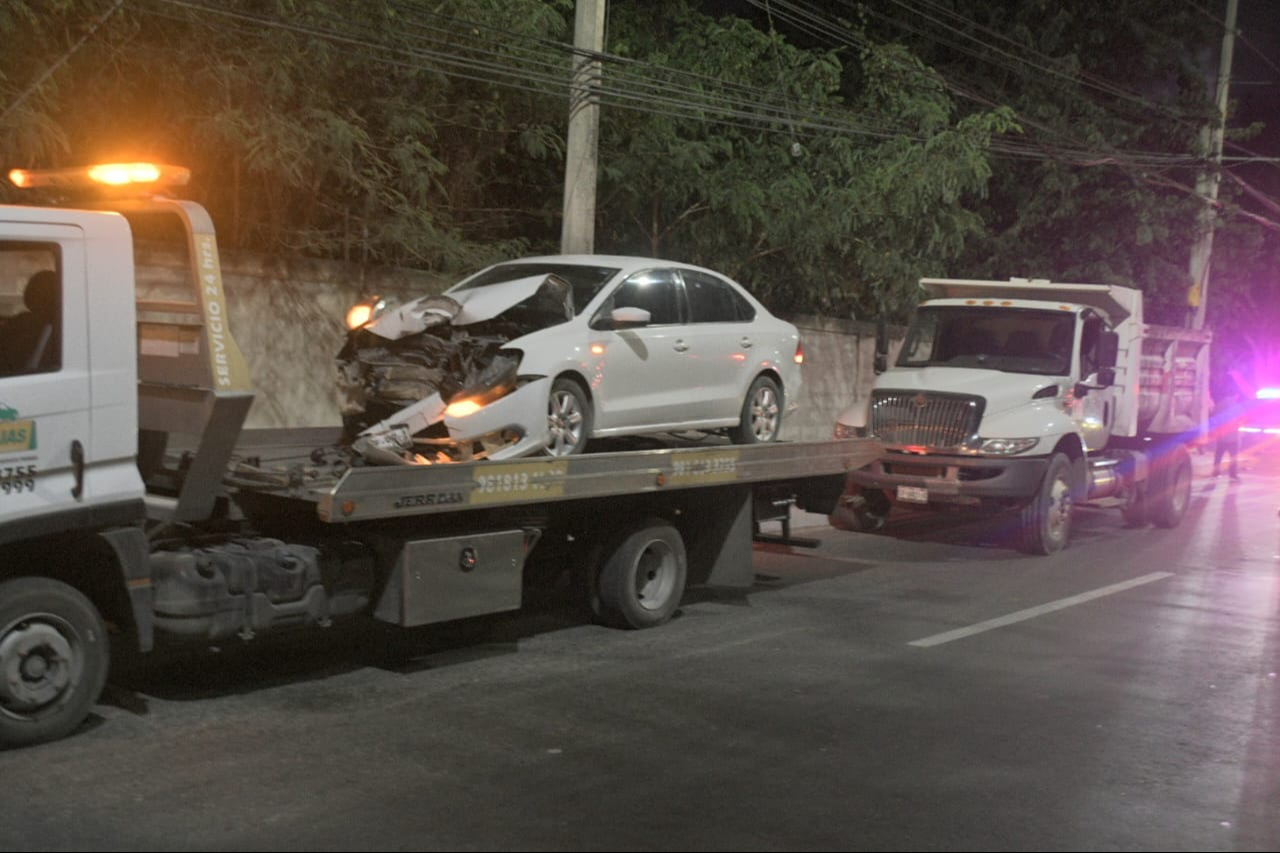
0,163 -> 879,747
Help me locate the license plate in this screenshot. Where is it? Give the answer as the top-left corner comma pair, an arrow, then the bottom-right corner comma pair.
897,485 -> 929,504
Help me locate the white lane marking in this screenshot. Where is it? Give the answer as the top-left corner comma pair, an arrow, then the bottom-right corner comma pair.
908,571 -> 1175,648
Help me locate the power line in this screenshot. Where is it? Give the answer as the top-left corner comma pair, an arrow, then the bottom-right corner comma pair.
1183,0 -> 1280,76
748,0 -> 1208,166
143,0 -> 958,148
747,0 -> 1280,225
134,0 -> 1279,227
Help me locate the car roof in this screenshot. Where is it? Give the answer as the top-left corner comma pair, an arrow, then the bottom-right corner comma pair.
492,255 -> 732,278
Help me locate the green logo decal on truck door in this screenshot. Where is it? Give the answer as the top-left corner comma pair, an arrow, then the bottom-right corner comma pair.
0,402 -> 36,453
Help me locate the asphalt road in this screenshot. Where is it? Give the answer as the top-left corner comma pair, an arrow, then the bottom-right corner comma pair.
3,449 -> 1278,851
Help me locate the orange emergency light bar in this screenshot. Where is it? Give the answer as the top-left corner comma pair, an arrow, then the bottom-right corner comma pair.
7,162 -> 190,190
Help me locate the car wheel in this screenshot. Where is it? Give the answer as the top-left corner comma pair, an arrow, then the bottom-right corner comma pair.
0,577 -> 110,748
544,377 -> 591,457
729,375 -> 782,444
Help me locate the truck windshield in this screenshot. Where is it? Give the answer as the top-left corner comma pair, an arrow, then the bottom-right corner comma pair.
897,306 -> 1075,376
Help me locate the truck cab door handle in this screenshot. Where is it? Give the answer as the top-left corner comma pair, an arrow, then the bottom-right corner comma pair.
673,340 -> 689,352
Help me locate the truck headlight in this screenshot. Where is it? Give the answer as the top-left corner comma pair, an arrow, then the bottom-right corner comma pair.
978,437 -> 1040,455
834,421 -> 866,440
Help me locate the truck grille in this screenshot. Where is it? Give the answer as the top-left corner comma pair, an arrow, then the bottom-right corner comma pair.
869,391 -> 983,450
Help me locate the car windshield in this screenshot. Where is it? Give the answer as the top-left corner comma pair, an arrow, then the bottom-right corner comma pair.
897,306 -> 1075,376
452,263 -> 620,315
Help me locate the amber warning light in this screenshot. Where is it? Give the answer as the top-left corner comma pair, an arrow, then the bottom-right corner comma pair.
8,162 -> 191,190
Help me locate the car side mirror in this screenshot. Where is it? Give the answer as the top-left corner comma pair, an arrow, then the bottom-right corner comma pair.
610,306 -> 651,328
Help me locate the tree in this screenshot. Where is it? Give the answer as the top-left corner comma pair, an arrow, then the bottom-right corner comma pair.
847,0 -> 1253,325
1,0 -> 569,271
600,0 -> 1015,320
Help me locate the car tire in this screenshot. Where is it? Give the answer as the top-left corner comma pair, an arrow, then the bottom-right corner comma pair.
0,577 -> 110,748
1017,452 -> 1073,555
729,375 -> 782,444
544,377 -> 591,457
594,519 -> 687,629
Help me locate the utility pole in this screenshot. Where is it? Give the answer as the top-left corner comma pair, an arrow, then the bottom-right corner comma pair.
1187,0 -> 1238,330
561,0 -> 606,255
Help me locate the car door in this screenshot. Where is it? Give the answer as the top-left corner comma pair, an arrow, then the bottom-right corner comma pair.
588,268 -> 693,430
0,228 -> 92,537
678,269 -> 758,421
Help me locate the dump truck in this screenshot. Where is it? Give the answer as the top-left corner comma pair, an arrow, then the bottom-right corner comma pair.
831,277 -> 1210,554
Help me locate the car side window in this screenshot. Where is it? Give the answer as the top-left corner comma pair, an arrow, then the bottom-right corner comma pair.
608,269 -> 683,325
0,244 -> 62,378
683,270 -> 755,323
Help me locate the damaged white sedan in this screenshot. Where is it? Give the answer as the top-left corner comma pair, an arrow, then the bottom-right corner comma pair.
337,256 -> 804,464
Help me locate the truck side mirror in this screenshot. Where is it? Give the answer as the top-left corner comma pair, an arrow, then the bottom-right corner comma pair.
874,318 -> 888,374
1099,330 -> 1119,368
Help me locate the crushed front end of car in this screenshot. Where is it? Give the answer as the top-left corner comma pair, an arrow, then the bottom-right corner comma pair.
336,274 -> 573,464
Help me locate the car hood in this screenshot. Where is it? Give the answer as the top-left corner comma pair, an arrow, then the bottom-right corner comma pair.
365,274 -> 574,340
877,366 -> 1063,416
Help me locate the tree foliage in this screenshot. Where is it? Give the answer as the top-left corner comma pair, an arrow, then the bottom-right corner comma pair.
861,0 -> 1252,325
2,0 -> 1273,356
601,1 -> 1015,320
1,0 -> 568,270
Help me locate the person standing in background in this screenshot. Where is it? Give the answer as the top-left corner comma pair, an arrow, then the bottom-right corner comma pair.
1211,387 -> 1243,480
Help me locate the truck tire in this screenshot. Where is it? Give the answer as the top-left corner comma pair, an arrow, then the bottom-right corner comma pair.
1018,453 -> 1073,555
729,375 -> 782,444
1150,445 -> 1192,529
1121,483 -> 1148,528
0,577 -> 109,748
595,518 -> 687,629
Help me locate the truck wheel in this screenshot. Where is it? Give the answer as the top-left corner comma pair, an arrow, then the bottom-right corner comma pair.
1150,445 -> 1192,529
1018,453 -> 1073,555
729,375 -> 781,444
0,577 -> 109,748
544,378 -> 591,457
595,519 -> 687,629
1121,483 -> 1148,528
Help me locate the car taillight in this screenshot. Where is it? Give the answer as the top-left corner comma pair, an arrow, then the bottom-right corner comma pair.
794,340 -> 804,365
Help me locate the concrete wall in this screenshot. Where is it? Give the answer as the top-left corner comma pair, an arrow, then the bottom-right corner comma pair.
781,316 -> 885,441
137,245 -> 450,428
138,247 -> 891,437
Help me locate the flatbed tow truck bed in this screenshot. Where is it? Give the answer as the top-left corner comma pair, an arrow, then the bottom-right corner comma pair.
221,429 -> 876,524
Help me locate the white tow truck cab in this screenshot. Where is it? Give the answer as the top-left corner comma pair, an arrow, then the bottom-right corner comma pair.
832,277 -> 1211,554
0,164 -> 878,748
